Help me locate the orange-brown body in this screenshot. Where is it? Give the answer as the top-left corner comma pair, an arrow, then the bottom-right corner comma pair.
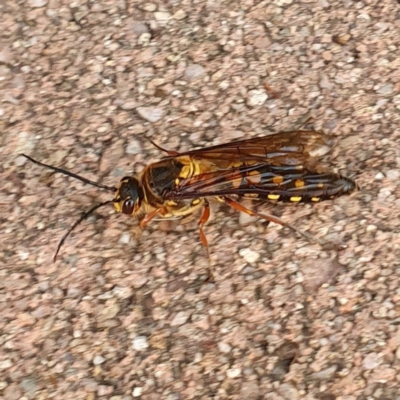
113,130 -> 356,227
110,130 -> 357,260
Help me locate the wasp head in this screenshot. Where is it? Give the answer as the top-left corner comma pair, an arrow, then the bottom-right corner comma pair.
114,176 -> 144,215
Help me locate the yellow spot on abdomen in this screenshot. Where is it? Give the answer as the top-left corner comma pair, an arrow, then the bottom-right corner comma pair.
318,182 -> 324,188
295,179 -> 305,188
244,193 -> 259,198
311,197 -> 320,202
272,175 -> 284,184
246,160 -> 259,166
231,161 -> 244,168
246,170 -> 261,185
231,176 -> 243,189
166,200 -> 178,207
268,194 -> 280,201
191,199 -> 201,206
290,196 -> 302,202
175,178 -> 180,186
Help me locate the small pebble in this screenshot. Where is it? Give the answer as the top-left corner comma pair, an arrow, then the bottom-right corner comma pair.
363,352 -> 381,370
5,94 -> 19,105
154,12 -> 171,22
240,381 -> 259,400
20,378 -> 37,396
132,387 -> 143,397
218,342 -> 232,353
138,32 -> 151,46
119,100 -> 137,110
137,106 -> 164,122
18,250 -> 30,261
126,140 -> 142,155
170,311 -> 190,326
28,0 -> 48,7
131,20 -> 149,36
93,355 -> 106,365
386,169 -> 400,180
99,304 -> 120,320
0,48 -> 13,63
74,10 -> 89,22
278,383 -> 298,400
38,281 -> 49,292
98,385 -> 114,396
173,9 -> 187,20
366,225 -> 377,233
185,64 -> 206,80
247,89 -> 268,107
141,3 -> 156,11
319,338 -> 329,346
311,365 -> 337,380
14,155 -> 27,166
239,248 -> 260,264
254,36 -> 271,49
119,232 -> 131,244
226,368 -> 241,378
395,346 -> 400,360
376,83 -> 393,96
0,360 -> 12,370
333,33 -> 351,45
132,336 -> 149,351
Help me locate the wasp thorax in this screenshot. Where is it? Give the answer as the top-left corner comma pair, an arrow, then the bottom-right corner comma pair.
114,176 -> 143,215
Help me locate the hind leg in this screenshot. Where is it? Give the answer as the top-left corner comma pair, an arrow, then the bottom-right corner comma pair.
223,197 -> 327,247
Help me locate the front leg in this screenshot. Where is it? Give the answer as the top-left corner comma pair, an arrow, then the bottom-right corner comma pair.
139,209 -> 161,229
197,200 -> 216,281
198,199 -> 210,255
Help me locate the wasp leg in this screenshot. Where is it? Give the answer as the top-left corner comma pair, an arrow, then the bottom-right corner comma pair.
139,209 -> 161,229
223,197 -> 328,247
198,200 -> 210,254
263,81 -> 279,99
147,139 -> 179,156
297,115 -> 315,130
197,200 -> 214,281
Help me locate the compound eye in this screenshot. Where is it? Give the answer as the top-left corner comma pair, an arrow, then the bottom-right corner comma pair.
122,199 -> 135,215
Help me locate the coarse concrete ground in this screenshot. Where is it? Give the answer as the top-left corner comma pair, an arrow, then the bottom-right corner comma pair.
1,0 -> 400,399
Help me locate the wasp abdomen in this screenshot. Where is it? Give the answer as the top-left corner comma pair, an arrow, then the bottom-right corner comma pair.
240,173 -> 357,203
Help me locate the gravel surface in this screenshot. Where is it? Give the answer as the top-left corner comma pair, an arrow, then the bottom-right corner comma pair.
1,0 -> 400,399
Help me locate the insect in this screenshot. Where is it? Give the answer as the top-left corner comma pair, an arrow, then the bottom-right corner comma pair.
22,130 -> 357,262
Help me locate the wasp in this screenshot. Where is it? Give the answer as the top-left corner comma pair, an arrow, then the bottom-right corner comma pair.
22,129 -> 357,262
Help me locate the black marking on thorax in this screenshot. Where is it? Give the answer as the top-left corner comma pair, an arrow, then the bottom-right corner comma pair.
148,159 -> 184,197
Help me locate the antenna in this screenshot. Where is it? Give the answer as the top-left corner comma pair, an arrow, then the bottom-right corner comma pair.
53,200 -> 115,261
22,154 -> 116,192
146,139 -> 179,156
